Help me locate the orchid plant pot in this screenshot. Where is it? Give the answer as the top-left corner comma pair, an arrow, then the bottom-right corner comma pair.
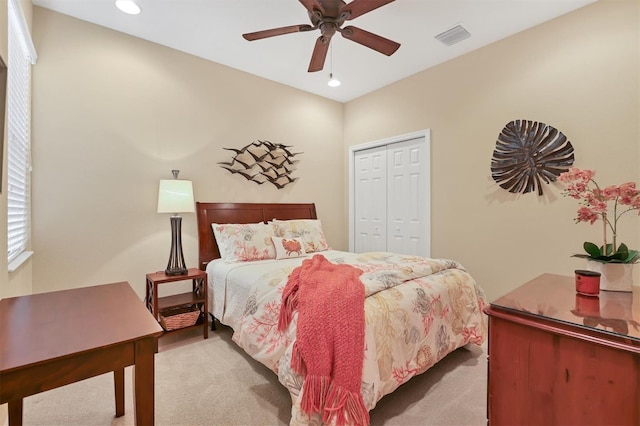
586,260 -> 635,292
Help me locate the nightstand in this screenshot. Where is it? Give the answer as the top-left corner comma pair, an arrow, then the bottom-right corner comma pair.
145,268 -> 208,339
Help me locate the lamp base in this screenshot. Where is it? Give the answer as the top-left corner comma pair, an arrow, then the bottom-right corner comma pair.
165,266 -> 188,276
165,215 -> 188,276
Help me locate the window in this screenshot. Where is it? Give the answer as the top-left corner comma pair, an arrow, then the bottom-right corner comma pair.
7,0 -> 36,265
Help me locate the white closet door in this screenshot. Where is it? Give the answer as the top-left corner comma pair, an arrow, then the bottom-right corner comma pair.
354,145 -> 387,253
386,137 -> 430,256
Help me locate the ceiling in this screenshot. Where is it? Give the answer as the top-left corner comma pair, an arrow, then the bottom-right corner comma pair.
32,0 -> 596,103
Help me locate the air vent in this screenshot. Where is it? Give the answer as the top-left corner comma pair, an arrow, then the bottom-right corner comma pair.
435,24 -> 471,46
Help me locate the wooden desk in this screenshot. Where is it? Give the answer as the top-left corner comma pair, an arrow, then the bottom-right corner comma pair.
0,282 -> 163,425
485,273 -> 640,425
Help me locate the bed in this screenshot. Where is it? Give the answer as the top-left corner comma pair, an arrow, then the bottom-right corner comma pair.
196,202 -> 487,425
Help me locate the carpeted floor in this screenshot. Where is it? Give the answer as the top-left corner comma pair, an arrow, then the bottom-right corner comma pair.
22,324 -> 487,425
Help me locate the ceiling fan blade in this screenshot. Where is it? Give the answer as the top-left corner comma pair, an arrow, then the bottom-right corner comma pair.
298,0 -> 325,15
243,24 -> 314,41
340,26 -> 400,56
308,36 -> 331,72
340,0 -> 395,20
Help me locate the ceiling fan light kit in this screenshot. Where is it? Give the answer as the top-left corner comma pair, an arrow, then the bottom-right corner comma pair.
242,0 -> 400,73
327,44 -> 340,87
115,0 -> 141,15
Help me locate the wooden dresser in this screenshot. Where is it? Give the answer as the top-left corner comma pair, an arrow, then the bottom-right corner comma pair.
485,273 -> 640,425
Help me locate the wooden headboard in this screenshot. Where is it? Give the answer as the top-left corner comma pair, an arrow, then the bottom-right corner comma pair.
196,202 -> 318,270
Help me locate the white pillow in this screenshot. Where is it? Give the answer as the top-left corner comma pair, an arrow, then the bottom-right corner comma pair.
272,236 -> 307,260
212,222 -> 276,262
271,219 -> 330,253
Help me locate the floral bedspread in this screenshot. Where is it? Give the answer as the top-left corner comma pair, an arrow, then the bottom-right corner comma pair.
228,251 -> 487,425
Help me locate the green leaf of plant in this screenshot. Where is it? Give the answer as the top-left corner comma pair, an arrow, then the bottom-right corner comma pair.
624,249 -> 639,263
611,251 -> 628,261
583,242 -> 601,258
575,242 -> 639,264
572,254 -> 592,260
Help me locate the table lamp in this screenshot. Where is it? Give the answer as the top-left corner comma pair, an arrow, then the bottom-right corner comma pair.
157,170 -> 194,275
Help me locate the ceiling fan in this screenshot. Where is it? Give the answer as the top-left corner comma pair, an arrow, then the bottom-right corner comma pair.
242,0 -> 400,72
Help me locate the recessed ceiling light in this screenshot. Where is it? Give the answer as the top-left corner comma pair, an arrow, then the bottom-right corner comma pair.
115,0 -> 141,15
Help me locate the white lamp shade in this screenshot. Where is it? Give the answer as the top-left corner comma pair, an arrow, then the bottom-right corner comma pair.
157,180 -> 195,213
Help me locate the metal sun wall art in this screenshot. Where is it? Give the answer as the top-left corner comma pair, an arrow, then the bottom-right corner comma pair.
491,119 -> 575,196
219,140 -> 302,189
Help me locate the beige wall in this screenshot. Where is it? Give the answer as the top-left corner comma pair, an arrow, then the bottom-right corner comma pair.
0,0 -> 6,59
345,0 -> 640,300
31,7 -> 345,299
7,0 -> 640,304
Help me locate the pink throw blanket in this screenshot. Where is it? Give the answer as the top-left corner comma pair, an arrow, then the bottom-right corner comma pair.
279,254 -> 368,426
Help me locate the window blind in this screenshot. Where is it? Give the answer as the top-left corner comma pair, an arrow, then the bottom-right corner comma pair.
7,0 -> 37,263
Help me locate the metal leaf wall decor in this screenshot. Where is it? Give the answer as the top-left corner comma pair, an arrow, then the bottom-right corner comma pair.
219,140 -> 302,189
491,119 -> 574,196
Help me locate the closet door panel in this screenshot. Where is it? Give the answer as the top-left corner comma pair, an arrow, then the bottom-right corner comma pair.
352,132 -> 430,257
354,145 -> 387,253
387,138 -> 429,256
